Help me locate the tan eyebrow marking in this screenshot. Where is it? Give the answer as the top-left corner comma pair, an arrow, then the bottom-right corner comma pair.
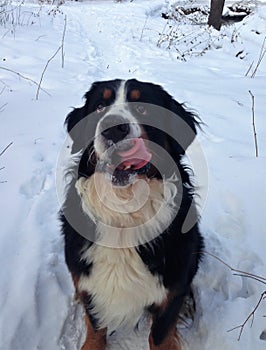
130,89 -> 141,101
103,88 -> 112,100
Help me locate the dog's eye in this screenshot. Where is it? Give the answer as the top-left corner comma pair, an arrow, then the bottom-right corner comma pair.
96,103 -> 106,113
136,104 -> 147,115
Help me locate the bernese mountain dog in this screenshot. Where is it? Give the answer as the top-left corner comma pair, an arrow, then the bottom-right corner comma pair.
60,79 -> 204,350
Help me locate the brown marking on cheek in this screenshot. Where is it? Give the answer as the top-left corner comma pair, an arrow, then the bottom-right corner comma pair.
103,88 -> 112,100
130,89 -> 141,101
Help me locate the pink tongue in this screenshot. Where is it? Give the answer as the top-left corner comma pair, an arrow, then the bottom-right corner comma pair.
117,138 -> 152,170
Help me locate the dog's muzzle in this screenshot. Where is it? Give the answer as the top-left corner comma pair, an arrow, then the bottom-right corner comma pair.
94,113 -> 152,186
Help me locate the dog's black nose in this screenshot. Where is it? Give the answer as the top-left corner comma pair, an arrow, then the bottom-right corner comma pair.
101,118 -> 130,143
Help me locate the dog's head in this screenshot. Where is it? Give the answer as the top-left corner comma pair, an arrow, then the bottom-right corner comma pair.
65,79 -> 198,186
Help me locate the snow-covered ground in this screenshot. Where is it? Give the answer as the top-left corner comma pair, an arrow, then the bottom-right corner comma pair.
0,0 -> 266,349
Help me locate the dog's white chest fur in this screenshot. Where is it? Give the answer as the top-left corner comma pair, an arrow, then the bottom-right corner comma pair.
78,245 -> 167,330
76,174 -> 178,247
76,174 -> 178,329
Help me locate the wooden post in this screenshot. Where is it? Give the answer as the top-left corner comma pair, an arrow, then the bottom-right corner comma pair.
208,0 -> 225,31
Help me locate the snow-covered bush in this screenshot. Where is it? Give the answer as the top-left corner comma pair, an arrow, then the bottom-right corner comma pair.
158,2 -> 254,61
0,0 -> 40,28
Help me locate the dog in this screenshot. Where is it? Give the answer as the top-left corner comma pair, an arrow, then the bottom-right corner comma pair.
60,79 -> 204,350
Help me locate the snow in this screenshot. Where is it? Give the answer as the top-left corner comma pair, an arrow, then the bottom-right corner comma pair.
0,0 -> 266,349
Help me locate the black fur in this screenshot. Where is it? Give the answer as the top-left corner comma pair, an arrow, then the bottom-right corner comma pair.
60,79 -> 204,346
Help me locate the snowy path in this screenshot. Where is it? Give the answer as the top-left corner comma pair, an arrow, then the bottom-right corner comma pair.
1,1 -> 266,349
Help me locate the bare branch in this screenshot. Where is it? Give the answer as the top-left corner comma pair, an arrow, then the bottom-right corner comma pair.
0,85 -> 6,95
251,36 -> 266,78
233,273 -> 266,285
36,45 -> 62,100
36,13 -> 67,98
0,142 -> 13,157
202,251 -> 266,340
139,17 -> 148,41
201,251 -> 266,283
61,15 -> 67,68
0,103 -> 8,112
249,90 -> 259,158
0,67 -> 51,96
245,60 -> 254,77
228,291 -> 266,340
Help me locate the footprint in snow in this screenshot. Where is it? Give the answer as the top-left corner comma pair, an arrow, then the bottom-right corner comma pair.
20,168 -> 53,199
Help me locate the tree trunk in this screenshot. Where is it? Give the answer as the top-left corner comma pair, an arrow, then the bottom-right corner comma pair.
208,0 -> 225,31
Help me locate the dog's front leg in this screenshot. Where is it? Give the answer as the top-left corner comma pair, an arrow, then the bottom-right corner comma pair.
149,327 -> 181,350
81,312 -> 107,350
148,294 -> 184,350
79,293 -> 107,350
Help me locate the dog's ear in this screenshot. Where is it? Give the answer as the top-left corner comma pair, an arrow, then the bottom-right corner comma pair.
65,105 -> 88,153
65,83 -> 102,154
164,93 -> 199,158
65,106 -> 87,133
65,86 -> 99,154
